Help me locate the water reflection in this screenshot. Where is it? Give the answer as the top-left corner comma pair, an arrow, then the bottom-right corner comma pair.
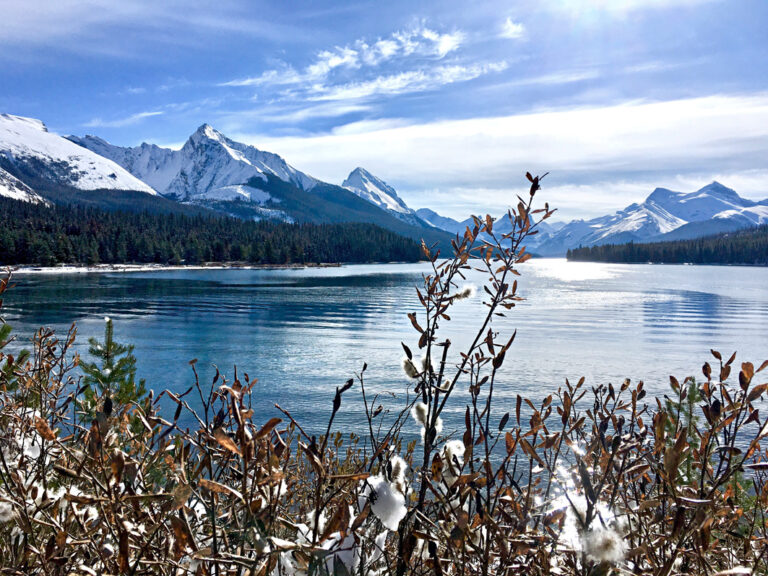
4,261 -> 768,435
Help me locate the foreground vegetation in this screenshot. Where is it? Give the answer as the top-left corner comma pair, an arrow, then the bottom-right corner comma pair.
567,224 -> 768,265
1,173 -> 767,575
0,196 -> 423,266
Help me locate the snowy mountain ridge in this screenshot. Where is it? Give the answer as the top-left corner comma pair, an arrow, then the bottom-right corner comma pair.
421,181 -> 768,255
0,166 -> 45,204
342,167 -> 431,227
0,114 -> 156,196
68,124 -> 318,203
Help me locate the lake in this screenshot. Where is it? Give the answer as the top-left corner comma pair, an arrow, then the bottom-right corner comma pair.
3,259 -> 767,437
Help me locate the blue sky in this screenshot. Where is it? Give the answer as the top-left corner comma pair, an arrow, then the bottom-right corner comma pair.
1,0 -> 767,219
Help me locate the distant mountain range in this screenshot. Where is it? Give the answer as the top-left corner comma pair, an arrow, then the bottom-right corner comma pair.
419,182 -> 768,255
0,114 -> 446,245
2,112 -> 766,257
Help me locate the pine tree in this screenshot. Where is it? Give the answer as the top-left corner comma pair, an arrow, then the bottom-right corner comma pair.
80,317 -> 147,418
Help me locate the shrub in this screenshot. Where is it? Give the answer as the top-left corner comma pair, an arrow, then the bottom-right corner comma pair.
0,173 -> 766,575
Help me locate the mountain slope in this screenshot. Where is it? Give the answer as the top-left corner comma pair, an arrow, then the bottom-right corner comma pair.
0,114 -> 156,196
342,167 -> 429,228
536,182 -> 768,255
568,223 -> 768,266
415,209 -> 470,235
68,124 -> 317,201
69,125 -> 450,245
0,166 -> 45,203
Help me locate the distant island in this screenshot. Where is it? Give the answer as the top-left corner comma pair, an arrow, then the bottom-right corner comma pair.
567,224 -> 768,266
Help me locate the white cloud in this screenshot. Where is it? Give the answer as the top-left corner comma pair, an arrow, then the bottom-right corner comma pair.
500,18 -> 526,40
232,93 -> 768,219
220,24 -> 465,88
254,102 -> 373,123
309,62 -> 508,101
0,0 -> 301,54
84,111 -> 164,128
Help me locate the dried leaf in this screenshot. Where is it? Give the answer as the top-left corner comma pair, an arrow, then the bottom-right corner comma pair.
34,417 -> 56,441
213,427 -> 241,456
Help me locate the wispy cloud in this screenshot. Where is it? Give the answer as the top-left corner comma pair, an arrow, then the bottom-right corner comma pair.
250,102 -> 373,123
500,18 -> 526,40
309,62 -> 508,102
0,0 -> 305,54
221,25 -> 464,88
236,93 -> 768,219
84,111 -> 164,128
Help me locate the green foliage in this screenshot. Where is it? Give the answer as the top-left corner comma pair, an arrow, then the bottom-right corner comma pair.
79,317 -> 147,419
567,224 -> 768,265
664,376 -> 701,483
0,195 -> 424,266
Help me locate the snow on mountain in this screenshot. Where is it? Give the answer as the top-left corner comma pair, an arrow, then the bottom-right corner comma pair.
537,181 -> 767,255
0,114 -> 156,195
714,205 -> 768,226
69,124 -> 317,202
418,182 -> 767,256
415,207 -> 563,249
0,166 -> 45,203
341,167 -> 433,228
66,135 -> 180,194
414,209 -> 468,234
343,168 -> 411,214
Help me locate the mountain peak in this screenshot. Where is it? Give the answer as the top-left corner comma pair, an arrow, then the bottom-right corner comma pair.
646,187 -> 680,202
697,181 -> 739,199
349,166 -> 373,178
0,113 -> 48,133
343,167 -> 415,217
189,123 -> 224,144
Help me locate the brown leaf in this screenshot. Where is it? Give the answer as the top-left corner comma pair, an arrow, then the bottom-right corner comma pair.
199,478 -> 244,501
254,417 -> 282,440
111,450 -> 125,483
34,417 -> 56,441
747,383 -> 768,404
172,483 -> 193,511
213,427 -> 241,456
505,431 -> 517,455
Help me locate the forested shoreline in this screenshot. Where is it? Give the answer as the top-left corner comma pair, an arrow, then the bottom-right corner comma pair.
0,197 -> 424,266
567,224 -> 768,265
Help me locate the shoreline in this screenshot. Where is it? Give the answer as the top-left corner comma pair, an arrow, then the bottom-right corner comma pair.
6,261 -> 345,275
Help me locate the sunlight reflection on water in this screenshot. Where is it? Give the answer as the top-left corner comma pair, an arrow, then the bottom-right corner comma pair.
5,260 -> 768,436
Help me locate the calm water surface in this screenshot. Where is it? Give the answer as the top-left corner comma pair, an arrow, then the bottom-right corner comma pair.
4,260 -> 767,435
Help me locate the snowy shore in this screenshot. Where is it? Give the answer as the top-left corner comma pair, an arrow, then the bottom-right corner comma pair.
7,262 -> 342,275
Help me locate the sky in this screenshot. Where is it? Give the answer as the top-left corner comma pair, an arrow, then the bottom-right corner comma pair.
1,0 -> 767,220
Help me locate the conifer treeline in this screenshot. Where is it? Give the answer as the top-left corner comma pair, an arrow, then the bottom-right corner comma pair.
567,224 -> 768,265
0,197 -> 423,265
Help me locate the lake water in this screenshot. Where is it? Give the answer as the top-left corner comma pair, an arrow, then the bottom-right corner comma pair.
3,259 -> 767,437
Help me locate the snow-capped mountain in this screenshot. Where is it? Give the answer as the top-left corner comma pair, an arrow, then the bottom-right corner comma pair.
342,167 -> 427,228
0,114 -> 156,196
416,208 -> 564,240
0,166 -> 45,203
420,182 -> 768,256
67,124 -> 449,244
69,124 -> 317,202
537,182 -> 768,255
415,208 -> 471,235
